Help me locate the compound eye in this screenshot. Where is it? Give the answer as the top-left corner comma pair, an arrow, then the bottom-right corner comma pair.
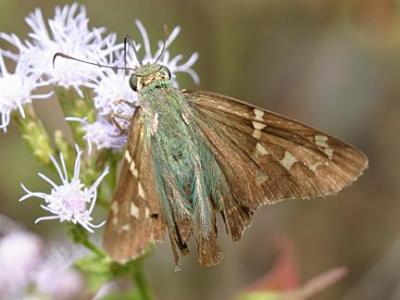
129,74 -> 138,91
161,65 -> 171,79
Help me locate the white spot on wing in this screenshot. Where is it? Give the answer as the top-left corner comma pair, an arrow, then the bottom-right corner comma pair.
138,182 -> 145,199
129,161 -> 139,178
125,150 -> 139,177
130,202 -> 139,218
119,224 -> 130,233
252,121 -> 266,140
254,109 -> 264,121
252,130 -> 262,139
145,207 -> 150,218
252,121 -> 266,130
280,151 -> 298,170
255,143 -> 269,156
315,135 -> 334,159
124,151 -> 132,163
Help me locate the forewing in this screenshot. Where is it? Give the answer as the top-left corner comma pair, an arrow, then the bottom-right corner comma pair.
103,108 -> 165,263
186,90 -> 368,210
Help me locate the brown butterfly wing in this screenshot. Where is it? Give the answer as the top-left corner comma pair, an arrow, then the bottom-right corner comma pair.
185,90 -> 368,239
103,108 -> 166,263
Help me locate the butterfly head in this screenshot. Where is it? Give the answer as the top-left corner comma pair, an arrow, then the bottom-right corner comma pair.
129,64 -> 172,92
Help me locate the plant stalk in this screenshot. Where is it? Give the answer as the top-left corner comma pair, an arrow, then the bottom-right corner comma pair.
131,260 -> 154,300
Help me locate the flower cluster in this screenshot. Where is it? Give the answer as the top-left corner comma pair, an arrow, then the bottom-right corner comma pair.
0,3 -> 199,231
1,3 -> 199,150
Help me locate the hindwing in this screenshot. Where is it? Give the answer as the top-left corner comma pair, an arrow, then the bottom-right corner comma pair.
103,108 -> 166,262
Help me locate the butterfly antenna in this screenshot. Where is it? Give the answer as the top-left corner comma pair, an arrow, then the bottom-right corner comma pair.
53,52 -> 136,72
155,24 -> 170,64
124,34 -> 143,66
155,40 -> 166,64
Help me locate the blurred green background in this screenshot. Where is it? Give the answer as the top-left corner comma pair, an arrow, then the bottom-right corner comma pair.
1,0 -> 399,299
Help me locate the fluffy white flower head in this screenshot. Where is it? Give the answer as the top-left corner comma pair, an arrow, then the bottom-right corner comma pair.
67,116 -> 128,153
0,52 -> 51,132
78,20 -> 200,151
20,145 -> 108,232
129,20 -> 199,84
87,63 -> 137,116
1,3 -> 120,96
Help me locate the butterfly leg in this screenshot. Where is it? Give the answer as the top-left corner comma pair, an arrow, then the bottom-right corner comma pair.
109,113 -> 131,136
113,98 -> 136,108
108,106 -> 140,137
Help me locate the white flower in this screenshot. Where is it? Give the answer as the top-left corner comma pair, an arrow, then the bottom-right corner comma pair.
127,20 -> 200,84
0,231 -> 43,298
20,145 -> 109,232
0,51 -> 52,132
67,116 -> 128,153
0,3 -> 120,96
86,63 -> 137,116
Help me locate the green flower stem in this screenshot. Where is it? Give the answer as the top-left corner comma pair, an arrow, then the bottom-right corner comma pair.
130,259 -> 154,300
54,86 -> 95,147
68,224 -> 105,257
82,238 -> 106,258
13,104 -> 54,166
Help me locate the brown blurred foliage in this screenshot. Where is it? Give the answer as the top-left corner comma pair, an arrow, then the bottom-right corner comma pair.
1,0 -> 400,299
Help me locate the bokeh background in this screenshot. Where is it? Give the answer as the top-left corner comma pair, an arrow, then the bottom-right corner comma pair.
1,0 -> 399,299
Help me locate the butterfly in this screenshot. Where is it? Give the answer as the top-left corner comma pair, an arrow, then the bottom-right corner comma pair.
54,42 -> 368,268
98,62 -> 368,268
